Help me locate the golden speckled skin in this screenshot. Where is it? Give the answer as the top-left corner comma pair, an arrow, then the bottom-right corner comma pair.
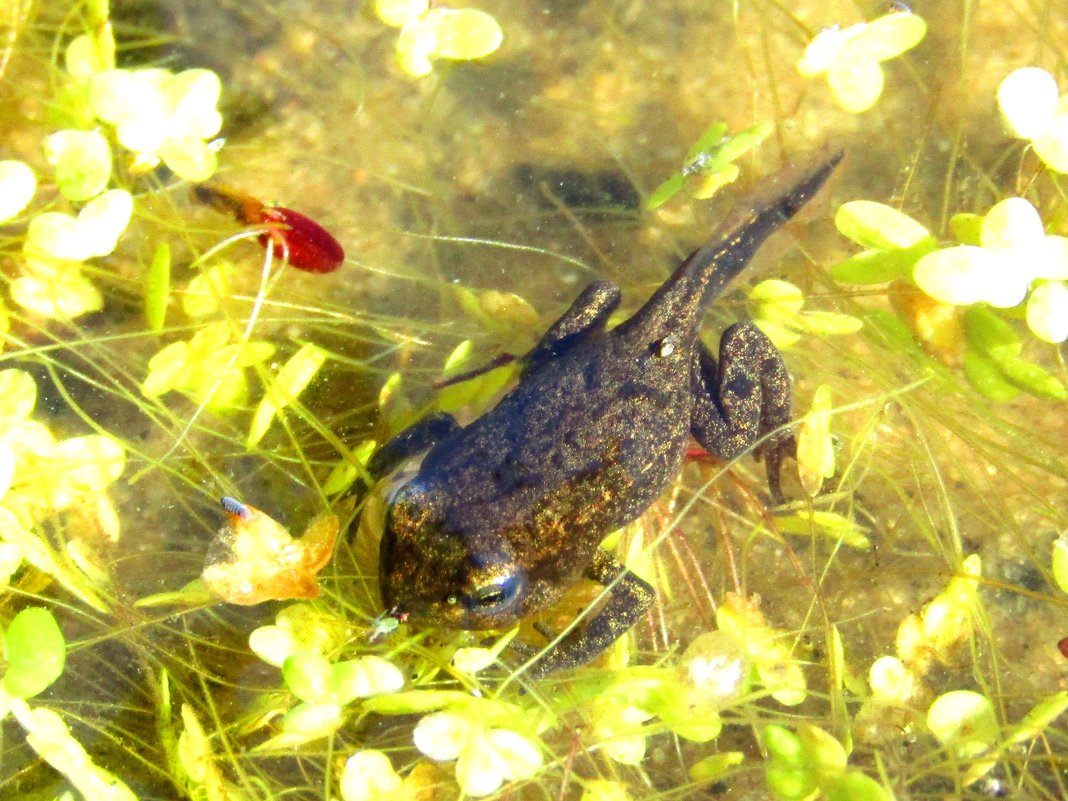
369,150 -> 842,676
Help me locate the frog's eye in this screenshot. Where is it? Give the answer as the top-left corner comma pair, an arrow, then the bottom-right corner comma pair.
468,574 -> 521,610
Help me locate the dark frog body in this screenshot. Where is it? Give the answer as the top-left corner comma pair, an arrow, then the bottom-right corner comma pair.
367,150 -> 842,677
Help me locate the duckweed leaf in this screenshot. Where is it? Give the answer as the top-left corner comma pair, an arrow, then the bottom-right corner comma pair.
1053,536 -> 1068,594
0,368 -> 37,421
44,129 -> 112,202
419,8 -> 503,61
825,772 -> 890,801
145,243 -> 170,331
160,137 -> 218,182
835,201 -> 930,250
998,67 -> 1059,138
340,750 -> 404,801
1026,281 -> 1068,343
796,385 -> 835,496
332,656 -> 405,704
10,269 -> 104,320
2,607 -> 66,698
949,212 -> 983,245
247,343 -> 327,447
375,0 -> 429,27
926,690 -> 997,759
284,651 -> 334,702
181,262 -> 232,318
0,160 -> 37,222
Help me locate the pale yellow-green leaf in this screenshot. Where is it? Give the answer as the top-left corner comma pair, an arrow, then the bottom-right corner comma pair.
332,656 -> 405,704
10,269 -> 103,320
868,655 -> 922,703
797,723 -> 848,776
396,20 -> 437,77
196,367 -> 248,412
141,341 -> 190,397
421,8 -> 504,61
50,435 -> 125,491
796,385 -> 835,496
0,160 -> 37,222
248,343 -> 327,447
1026,281 -> 1068,343
0,540 -> 22,584
322,439 -> 377,495
1052,535 -> 1068,594
90,69 -> 170,152
692,163 -> 740,200
980,197 -> 1044,252
363,689 -> 472,716
926,690 -> 997,759
16,706 -> 139,801
826,57 -> 885,114
145,243 -> 171,331
797,25 -> 850,77
753,318 -> 802,350
281,701 -> 343,738
340,750 -> 404,801
65,33 -> 111,79
847,11 -> 927,63
750,279 -> 805,319
160,137 -> 218,182
163,69 -> 223,140
181,262 -> 232,318
74,188 -> 134,258
776,510 -> 871,549
581,779 -> 634,801
835,200 -> 930,249
44,129 -> 112,202
413,710 -> 471,761
913,246 -> 999,306
0,368 -> 38,421
998,67 -> 1059,139
1033,107 -> 1068,173
375,0 -> 429,27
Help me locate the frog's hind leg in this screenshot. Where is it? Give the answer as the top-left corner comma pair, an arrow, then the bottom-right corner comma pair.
523,279 -> 621,373
526,549 -> 653,678
689,322 -> 796,504
367,412 -> 462,479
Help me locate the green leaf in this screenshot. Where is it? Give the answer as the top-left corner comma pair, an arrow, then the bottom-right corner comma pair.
826,57 -> 885,114
962,351 -> 1020,402
776,510 -> 871,549
0,160 -> 37,222
1053,537 -> 1068,595
283,651 -> 334,703
962,306 -> 1021,359
145,243 -> 170,332
949,212 -> 983,246
991,353 -> 1067,400
645,172 -> 686,210
830,247 -> 924,284
420,8 -> 504,61
44,129 -> 113,202
684,122 -> 729,162
825,771 -> 890,801
247,343 -> 327,447
927,690 -> 998,759
849,11 -> 927,63
835,201 -> 931,250
2,607 -> 66,698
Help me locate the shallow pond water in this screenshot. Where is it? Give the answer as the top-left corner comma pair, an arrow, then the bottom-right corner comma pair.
1,1 -> 1067,800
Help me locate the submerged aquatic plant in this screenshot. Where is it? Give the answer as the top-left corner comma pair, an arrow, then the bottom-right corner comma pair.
998,66 -> 1068,173
797,10 -> 927,113
373,0 -> 504,78
831,198 -> 1067,399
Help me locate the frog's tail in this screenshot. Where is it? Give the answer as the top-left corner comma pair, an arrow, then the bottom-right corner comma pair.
624,147 -> 843,340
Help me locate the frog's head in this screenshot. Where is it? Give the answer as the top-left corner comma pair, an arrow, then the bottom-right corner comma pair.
379,481 -> 528,630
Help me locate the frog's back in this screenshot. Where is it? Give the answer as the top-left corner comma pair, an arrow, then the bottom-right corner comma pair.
418,326 -> 692,558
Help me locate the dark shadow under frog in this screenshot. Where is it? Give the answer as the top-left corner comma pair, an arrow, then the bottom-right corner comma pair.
366,149 -> 842,677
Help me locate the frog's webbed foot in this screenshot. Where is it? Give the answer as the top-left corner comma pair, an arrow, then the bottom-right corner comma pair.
366,412 -> 462,479
517,549 -> 653,679
690,323 -> 795,504
522,280 -> 621,374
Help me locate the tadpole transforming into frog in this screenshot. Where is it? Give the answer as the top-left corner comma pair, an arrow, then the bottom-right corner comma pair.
366,150 -> 842,677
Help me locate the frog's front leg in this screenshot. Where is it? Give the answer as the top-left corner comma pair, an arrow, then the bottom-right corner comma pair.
525,549 -> 653,678
523,279 -> 621,372
690,322 -> 796,504
367,411 -> 462,479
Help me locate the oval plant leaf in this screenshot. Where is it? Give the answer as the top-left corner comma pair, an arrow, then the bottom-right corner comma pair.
2,607 -> 66,698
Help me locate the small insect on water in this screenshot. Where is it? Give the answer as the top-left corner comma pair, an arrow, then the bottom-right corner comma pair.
193,183 -> 345,274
